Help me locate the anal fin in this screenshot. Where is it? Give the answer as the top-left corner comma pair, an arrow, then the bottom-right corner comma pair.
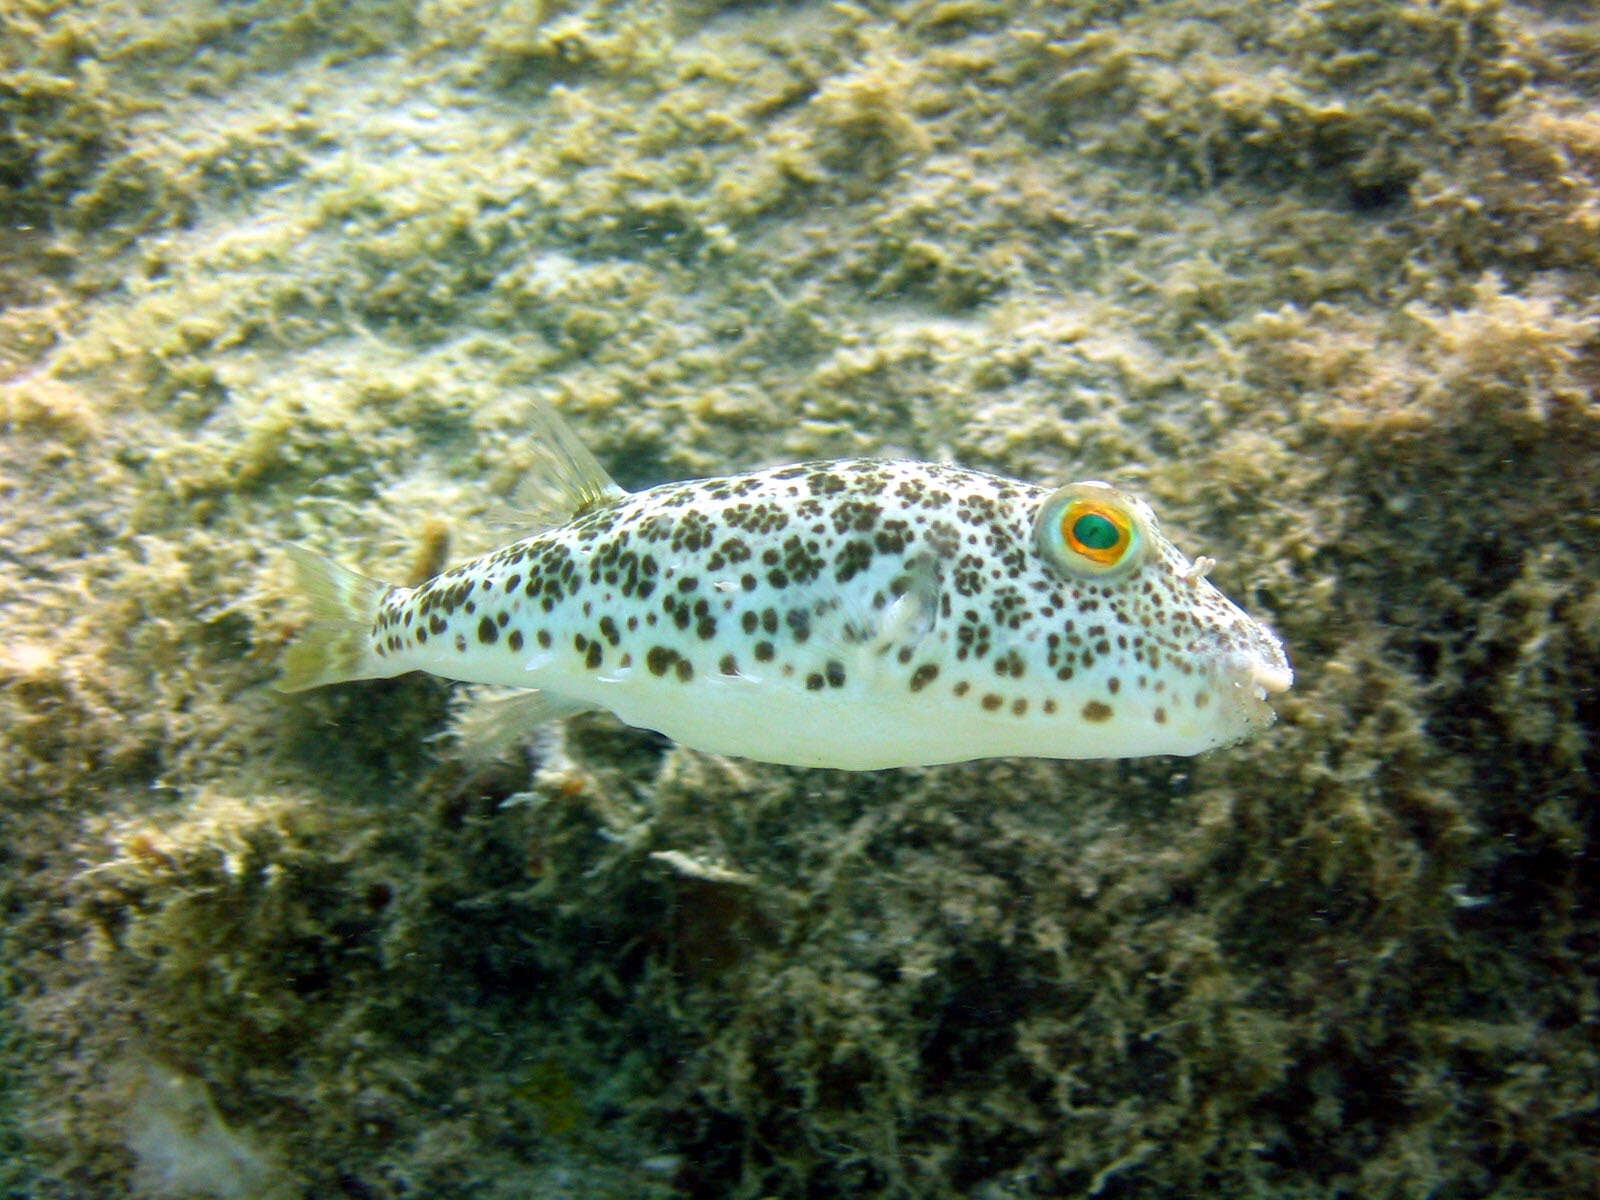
447,685 -> 592,765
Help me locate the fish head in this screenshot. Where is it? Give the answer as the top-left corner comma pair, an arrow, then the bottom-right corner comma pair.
1032,481 -> 1293,756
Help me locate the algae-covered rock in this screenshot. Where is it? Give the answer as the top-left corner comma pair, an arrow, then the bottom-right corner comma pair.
1,0 -> 1598,1197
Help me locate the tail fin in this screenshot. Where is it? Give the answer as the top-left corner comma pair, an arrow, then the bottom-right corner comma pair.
274,543 -> 395,692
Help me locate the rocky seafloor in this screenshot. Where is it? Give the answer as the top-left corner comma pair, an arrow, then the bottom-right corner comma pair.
1,0 -> 1597,1196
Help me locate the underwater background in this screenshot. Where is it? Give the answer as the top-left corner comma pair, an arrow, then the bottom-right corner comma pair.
1,0 -> 1597,1196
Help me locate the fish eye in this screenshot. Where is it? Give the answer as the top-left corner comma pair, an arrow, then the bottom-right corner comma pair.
1034,483 -> 1147,578
1069,510 -> 1123,556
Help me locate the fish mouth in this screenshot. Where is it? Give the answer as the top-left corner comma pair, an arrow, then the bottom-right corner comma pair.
1246,658 -> 1293,698
1218,649 -> 1293,734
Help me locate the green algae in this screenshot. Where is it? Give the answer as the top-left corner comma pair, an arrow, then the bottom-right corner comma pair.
1,0 -> 1599,1196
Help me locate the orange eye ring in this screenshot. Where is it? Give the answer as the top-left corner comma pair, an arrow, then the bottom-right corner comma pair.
1061,501 -> 1132,566
1034,482 -> 1149,578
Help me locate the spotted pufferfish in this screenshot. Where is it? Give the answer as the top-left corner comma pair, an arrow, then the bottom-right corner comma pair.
276,408 -> 1292,769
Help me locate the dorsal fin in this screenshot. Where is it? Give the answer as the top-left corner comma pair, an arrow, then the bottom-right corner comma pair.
492,401 -> 627,533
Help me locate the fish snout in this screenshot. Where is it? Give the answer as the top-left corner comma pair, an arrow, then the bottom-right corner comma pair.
1245,654 -> 1293,698
1214,634 -> 1293,737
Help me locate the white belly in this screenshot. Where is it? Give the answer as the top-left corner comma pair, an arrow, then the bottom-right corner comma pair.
565,668 -> 1225,769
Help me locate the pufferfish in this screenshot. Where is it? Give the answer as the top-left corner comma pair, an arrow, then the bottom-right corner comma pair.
276,409 -> 1291,769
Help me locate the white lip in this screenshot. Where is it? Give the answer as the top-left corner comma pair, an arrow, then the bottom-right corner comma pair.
1217,643 -> 1294,701
1217,654 -> 1293,736
1248,659 -> 1294,696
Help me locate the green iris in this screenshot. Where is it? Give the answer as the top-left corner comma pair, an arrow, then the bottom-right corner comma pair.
1072,512 -> 1120,550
